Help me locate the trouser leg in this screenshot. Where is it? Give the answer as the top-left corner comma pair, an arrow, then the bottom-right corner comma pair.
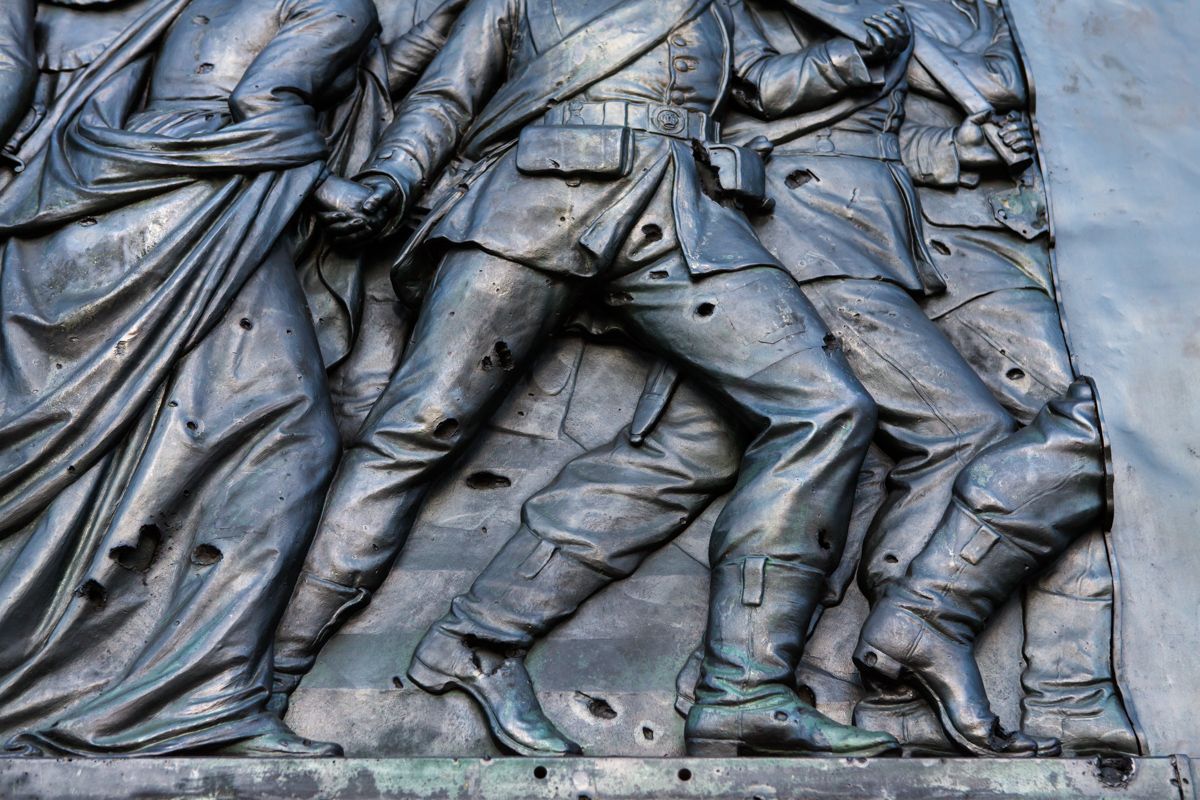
610,260 -> 876,704
601,259 -> 898,756
802,278 -> 1018,605
937,288 -> 1137,754
272,248 -> 576,691
435,381 -> 741,650
326,256 -> 414,442
855,379 -> 1106,756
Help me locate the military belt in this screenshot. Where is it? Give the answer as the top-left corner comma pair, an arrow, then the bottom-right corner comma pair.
542,100 -> 717,142
776,129 -> 902,161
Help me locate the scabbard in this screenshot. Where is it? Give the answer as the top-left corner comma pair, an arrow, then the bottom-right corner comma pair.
628,361 -> 681,446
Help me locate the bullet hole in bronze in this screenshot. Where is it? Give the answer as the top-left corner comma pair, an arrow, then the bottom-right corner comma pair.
817,529 -> 831,550
186,420 -> 199,431
239,318 -> 253,330
576,691 -> 617,720
494,341 -> 515,371
533,766 -> 548,780
823,333 -> 838,353
774,710 -> 789,721
111,524 -> 162,573
1096,755 -> 1136,789
434,418 -> 459,439
678,769 -> 692,782
392,676 -> 404,689
193,14 -> 209,24
67,465 -> 76,474
78,217 -> 97,227
785,169 -> 817,189
649,270 -> 669,280
77,579 -> 107,606
465,471 -> 512,490
1007,368 -> 1026,381
696,302 -> 716,317
930,239 -> 952,256
196,63 -> 215,75
607,291 -> 634,306
884,553 -> 899,564
191,544 -> 222,566
863,652 -> 878,667
642,726 -> 655,741
481,355 -> 494,371
642,223 -> 663,242
168,401 -> 179,408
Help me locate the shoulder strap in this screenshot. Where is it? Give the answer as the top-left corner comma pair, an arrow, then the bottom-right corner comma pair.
462,0 -> 711,157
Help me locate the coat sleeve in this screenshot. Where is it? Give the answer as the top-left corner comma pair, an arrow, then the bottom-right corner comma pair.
900,121 -> 962,187
0,0 -> 36,149
727,0 -> 879,121
229,0 -> 380,122
357,0 -> 516,197
383,0 -> 468,98
907,6 -> 1027,111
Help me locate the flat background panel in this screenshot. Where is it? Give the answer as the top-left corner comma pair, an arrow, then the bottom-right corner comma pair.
1007,0 -> 1200,755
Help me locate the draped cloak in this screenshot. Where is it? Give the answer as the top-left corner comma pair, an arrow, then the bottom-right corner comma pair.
0,0 -> 389,755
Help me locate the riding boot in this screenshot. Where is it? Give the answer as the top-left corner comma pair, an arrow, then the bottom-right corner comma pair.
852,683 -> 957,756
854,379 -> 1106,757
1021,535 -> 1139,756
269,572 -> 371,717
686,557 -> 899,757
408,526 -> 614,756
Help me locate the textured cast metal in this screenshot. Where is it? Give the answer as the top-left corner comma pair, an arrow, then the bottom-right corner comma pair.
0,0 -> 1195,795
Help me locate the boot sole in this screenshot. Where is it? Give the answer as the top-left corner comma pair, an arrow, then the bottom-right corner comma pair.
853,640 -> 1039,759
686,737 -> 902,758
407,659 -> 581,758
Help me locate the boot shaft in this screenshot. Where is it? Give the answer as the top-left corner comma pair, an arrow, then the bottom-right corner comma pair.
695,557 -> 825,706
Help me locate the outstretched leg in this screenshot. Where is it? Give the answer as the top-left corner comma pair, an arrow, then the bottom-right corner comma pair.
612,259 -> 896,757
271,248 -> 577,712
409,381 -> 741,756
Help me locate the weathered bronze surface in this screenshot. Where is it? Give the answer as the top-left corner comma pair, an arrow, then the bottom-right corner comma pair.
0,0 -> 1195,796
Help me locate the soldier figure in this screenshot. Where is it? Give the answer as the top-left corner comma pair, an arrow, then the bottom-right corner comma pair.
403,0 -> 1130,759
854,0 -> 1138,756
282,0 -> 901,758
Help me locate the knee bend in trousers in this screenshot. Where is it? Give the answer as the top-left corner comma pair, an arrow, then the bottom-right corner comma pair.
354,393 -> 468,466
757,378 -> 878,461
941,396 -> 1017,460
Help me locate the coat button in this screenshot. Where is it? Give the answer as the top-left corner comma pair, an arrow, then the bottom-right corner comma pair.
670,90 -> 687,104
673,57 -> 691,72
673,35 -> 688,46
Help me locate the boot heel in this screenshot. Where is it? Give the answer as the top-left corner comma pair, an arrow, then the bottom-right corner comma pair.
407,659 -> 455,694
853,641 -> 905,681
686,738 -> 740,757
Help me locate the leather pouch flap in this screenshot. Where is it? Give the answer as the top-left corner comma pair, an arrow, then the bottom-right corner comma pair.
516,125 -> 633,178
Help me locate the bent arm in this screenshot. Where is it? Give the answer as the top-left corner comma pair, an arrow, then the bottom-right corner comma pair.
358,0 -> 515,198
907,10 -> 1027,111
729,0 -> 878,120
229,0 -> 380,122
384,0 -> 468,98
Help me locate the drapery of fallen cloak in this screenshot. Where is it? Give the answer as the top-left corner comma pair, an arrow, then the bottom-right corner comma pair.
0,0 -> 391,756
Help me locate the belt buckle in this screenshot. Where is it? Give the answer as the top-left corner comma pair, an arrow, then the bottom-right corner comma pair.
648,104 -> 687,138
